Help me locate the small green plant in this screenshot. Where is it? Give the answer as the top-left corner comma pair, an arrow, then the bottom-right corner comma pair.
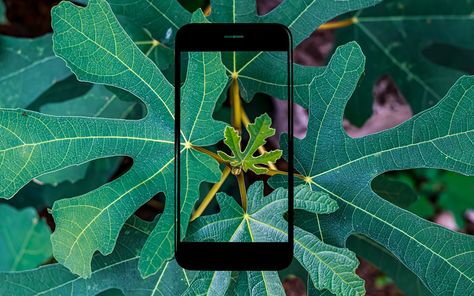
218,114 -> 282,175
0,0 -> 473,295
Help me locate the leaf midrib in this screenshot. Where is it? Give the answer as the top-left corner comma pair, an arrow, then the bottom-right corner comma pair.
54,10 -> 175,121
355,22 -> 441,100
150,260 -> 169,296
0,56 -> 58,83
308,46 -> 355,174
247,216 -> 360,291
60,155 -> 177,264
9,217 -> 37,271
312,182 -> 473,285
188,52 -> 210,142
0,135 -> 174,154
144,0 -> 179,29
35,221 -> 150,294
310,128 -> 473,179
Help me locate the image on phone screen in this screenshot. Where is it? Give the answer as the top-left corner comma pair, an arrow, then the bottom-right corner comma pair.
175,24 -> 293,270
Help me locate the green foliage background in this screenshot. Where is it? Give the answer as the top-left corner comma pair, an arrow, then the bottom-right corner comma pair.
0,0 -> 472,295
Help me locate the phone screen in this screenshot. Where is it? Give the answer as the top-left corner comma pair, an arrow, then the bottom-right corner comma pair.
176,49 -> 292,245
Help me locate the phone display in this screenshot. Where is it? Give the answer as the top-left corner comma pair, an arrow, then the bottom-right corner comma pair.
175,24 -> 293,270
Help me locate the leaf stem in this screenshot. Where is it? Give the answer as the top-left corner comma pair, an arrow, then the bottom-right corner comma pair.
241,109 -> 278,170
192,145 -> 227,164
266,169 -> 305,181
236,173 -> 247,211
190,166 -> 231,222
204,4 -> 211,16
318,17 -> 358,31
230,77 -> 242,133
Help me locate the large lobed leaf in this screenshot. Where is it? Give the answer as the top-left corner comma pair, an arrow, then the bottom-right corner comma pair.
188,182 -> 366,296
36,85 -> 140,186
336,0 -> 474,125
107,0 -> 382,107
0,0 -> 225,279
207,0 -> 382,107
347,235 -> 433,296
0,216 -> 195,295
274,41 -> 474,295
107,0 -> 191,44
0,216 -> 304,296
14,0 -> 382,281
1,0 -> 472,295
0,1 -> 174,190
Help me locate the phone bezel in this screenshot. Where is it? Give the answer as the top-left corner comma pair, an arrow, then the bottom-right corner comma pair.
175,23 -> 294,270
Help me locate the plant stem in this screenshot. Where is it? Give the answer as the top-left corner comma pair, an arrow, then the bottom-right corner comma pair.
230,78 -> 242,133
266,169 -> 289,176
241,109 -> 278,170
192,145 -> 227,164
236,173 -> 247,211
266,169 -> 305,181
190,166 -> 231,222
318,17 -> 358,31
204,4 -> 211,16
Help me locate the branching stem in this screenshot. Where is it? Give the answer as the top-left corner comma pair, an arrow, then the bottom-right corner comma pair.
230,77 -> 242,133
190,166 -> 231,222
236,173 -> 247,211
318,17 -> 358,31
192,145 -> 227,164
204,4 -> 212,16
265,169 -> 289,176
266,169 -> 305,181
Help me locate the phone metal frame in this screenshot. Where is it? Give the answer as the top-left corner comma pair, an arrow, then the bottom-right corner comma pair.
175,23 -> 293,270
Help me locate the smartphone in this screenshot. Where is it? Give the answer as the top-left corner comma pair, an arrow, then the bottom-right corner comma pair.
175,23 -> 293,270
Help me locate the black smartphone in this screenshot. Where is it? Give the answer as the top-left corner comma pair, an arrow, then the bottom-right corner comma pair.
175,23 -> 293,270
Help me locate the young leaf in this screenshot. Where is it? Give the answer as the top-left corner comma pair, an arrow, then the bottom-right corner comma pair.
0,204 -> 51,272
188,182 -> 366,296
218,114 -> 282,174
277,41 -> 474,295
336,0 -> 474,125
0,34 -> 71,108
0,216 -> 195,295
